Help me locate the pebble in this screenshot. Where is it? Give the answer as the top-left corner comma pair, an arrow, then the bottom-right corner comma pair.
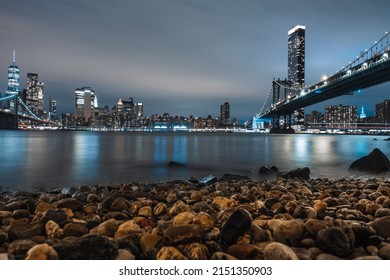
263,242 -> 299,260
8,221 -> 45,241
163,224 -> 202,245
227,244 -> 262,260
173,212 -> 194,226
153,202 -> 167,216
369,216 -> 390,238
220,209 -> 252,244
156,246 -> 187,260
115,249 -> 136,260
211,252 -> 237,260
8,239 -> 37,260
193,212 -> 215,230
317,227 -> 352,258
378,245 -> 390,260
140,233 -> 162,258
93,218 -> 118,237
63,222 -> 89,237
45,220 -> 64,239
270,219 -> 305,244
25,244 -> 59,260
182,243 -> 209,260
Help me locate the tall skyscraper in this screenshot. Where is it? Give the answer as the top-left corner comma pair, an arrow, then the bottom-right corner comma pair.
220,102 -> 230,125
6,50 -> 20,110
7,50 -> 20,95
288,25 -> 305,125
75,87 -> 96,122
27,73 -> 41,116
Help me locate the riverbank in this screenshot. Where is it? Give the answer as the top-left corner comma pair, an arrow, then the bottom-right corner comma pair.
1,176 -> 390,260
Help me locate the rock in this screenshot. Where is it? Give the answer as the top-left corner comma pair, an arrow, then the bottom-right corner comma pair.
138,206 -> 153,218
227,244 -> 262,260
25,244 -> 59,260
156,246 -> 187,260
8,239 -> 37,260
115,220 -> 141,238
110,197 -> 129,212
168,200 -> 188,217
182,243 -> 209,260
8,221 -> 45,241
378,245 -> 390,260
167,161 -> 186,167
53,234 -> 118,259
193,212 -> 215,230
278,167 -> 310,180
41,209 -> 68,227
349,148 -> 390,174
63,222 -> 89,237
305,219 -> 326,235
199,175 -> 218,185
173,212 -> 194,226
317,227 -> 352,258
211,252 -> 237,260
13,209 -> 30,219
316,253 -> 342,260
220,173 -> 250,181
163,224 -> 202,245
153,202 -> 167,216
140,234 -> 162,259
45,220 -> 64,239
94,218 -> 118,237
270,219 -> 305,244
220,209 -> 252,244
258,165 -> 279,179
263,242 -> 299,260
375,209 -> 390,218
313,201 -> 327,213
190,191 -> 203,201
115,249 -> 136,260
54,198 -> 84,212
212,196 -> 236,210
369,216 -> 390,238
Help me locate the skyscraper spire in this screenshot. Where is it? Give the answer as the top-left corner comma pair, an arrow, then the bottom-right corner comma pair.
12,49 -> 16,66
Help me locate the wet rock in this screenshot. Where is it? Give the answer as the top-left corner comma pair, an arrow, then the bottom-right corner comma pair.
54,198 -> 84,212
153,202 -> 167,216
193,212 -> 215,230
182,243 -> 209,260
13,209 -> 30,220
156,246 -> 187,260
53,234 -> 118,259
263,242 -> 299,260
220,209 -> 252,244
378,245 -> 390,260
173,212 -> 194,226
138,206 -> 153,218
8,221 -> 45,241
167,161 -> 186,168
45,220 -> 64,239
199,175 -> 218,185
258,165 -> 278,179
317,227 -> 352,258
211,252 -> 237,260
115,220 -> 141,238
220,173 -> 250,181
25,244 -> 58,260
369,216 -> 390,238
168,200 -> 189,217
93,218 -> 118,237
115,249 -> 136,260
163,224 -> 202,245
63,222 -> 89,237
41,209 -> 68,227
349,148 -> 390,174
190,191 -> 203,201
140,233 -> 162,259
227,244 -> 262,260
110,197 -> 129,212
83,214 -> 101,230
8,239 -> 37,260
278,167 -> 310,180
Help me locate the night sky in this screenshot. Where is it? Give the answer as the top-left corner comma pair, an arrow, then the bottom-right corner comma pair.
0,0 -> 389,121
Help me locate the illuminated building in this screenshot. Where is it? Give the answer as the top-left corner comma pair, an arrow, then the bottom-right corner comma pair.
220,102 -> 230,125
325,104 -> 357,128
7,50 -> 20,110
75,87 -> 96,122
288,25 -> 305,125
27,73 -> 44,116
376,100 -> 390,123
49,97 -> 57,120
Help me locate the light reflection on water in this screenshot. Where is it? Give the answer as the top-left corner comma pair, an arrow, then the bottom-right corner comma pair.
0,131 -> 389,191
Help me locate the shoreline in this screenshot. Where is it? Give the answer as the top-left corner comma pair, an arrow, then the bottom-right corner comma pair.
1,176 -> 390,260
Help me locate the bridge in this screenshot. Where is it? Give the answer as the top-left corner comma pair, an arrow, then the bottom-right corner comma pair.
0,92 -> 52,129
257,32 -> 390,133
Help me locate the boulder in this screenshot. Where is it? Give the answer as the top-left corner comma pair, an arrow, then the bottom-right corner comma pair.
258,165 -> 279,179
220,173 -> 251,181
278,167 -> 310,180
348,148 -> 390,174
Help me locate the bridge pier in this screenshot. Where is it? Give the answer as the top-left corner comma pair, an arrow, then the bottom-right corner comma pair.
270,113 -> 294,134
0,112 -> 18,130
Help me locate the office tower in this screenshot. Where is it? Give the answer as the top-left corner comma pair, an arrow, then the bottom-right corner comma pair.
49,97 -> 57,120
220,102 -> 230,125
135,102 -> 144,127
376,99 -> 390,123
288,25 -> 305,125
7,50 -> 20,110
325,104 -> 357,128
75,87 -> 96,122
26,73 -> 40,116
121,97 -> 136,127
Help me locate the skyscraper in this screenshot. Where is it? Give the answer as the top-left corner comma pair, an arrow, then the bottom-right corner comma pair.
75,87 -> 96,122
288,25 -> 305,125
7,50 -> 20,110
376,100 -> 390,124
27,73 -> 41,116
220,102 -> 230,125
49,97 -> 57,120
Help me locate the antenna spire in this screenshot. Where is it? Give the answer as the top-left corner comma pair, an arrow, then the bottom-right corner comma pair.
12,49 -> 16,66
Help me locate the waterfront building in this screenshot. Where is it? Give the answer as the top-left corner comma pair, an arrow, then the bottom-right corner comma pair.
48,97 -> 57,120
376,99 -> 390,124
75,87 -> 96,123
305,110 -> 324,125
325,104 -> 357,128
220,102 -> 230,125
135,102 -> 144,127
288,25 -> 305,125
6,50 -> 20,110
26,73 -> 43,116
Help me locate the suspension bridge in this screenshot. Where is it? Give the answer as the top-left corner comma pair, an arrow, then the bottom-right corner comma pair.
257,32 -> 390,133
0,93 -> 52,129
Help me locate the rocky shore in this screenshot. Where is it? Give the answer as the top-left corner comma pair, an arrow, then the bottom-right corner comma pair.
1,175 -> 390,260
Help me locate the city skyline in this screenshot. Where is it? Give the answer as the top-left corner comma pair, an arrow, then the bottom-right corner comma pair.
0,0 -> 389,121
